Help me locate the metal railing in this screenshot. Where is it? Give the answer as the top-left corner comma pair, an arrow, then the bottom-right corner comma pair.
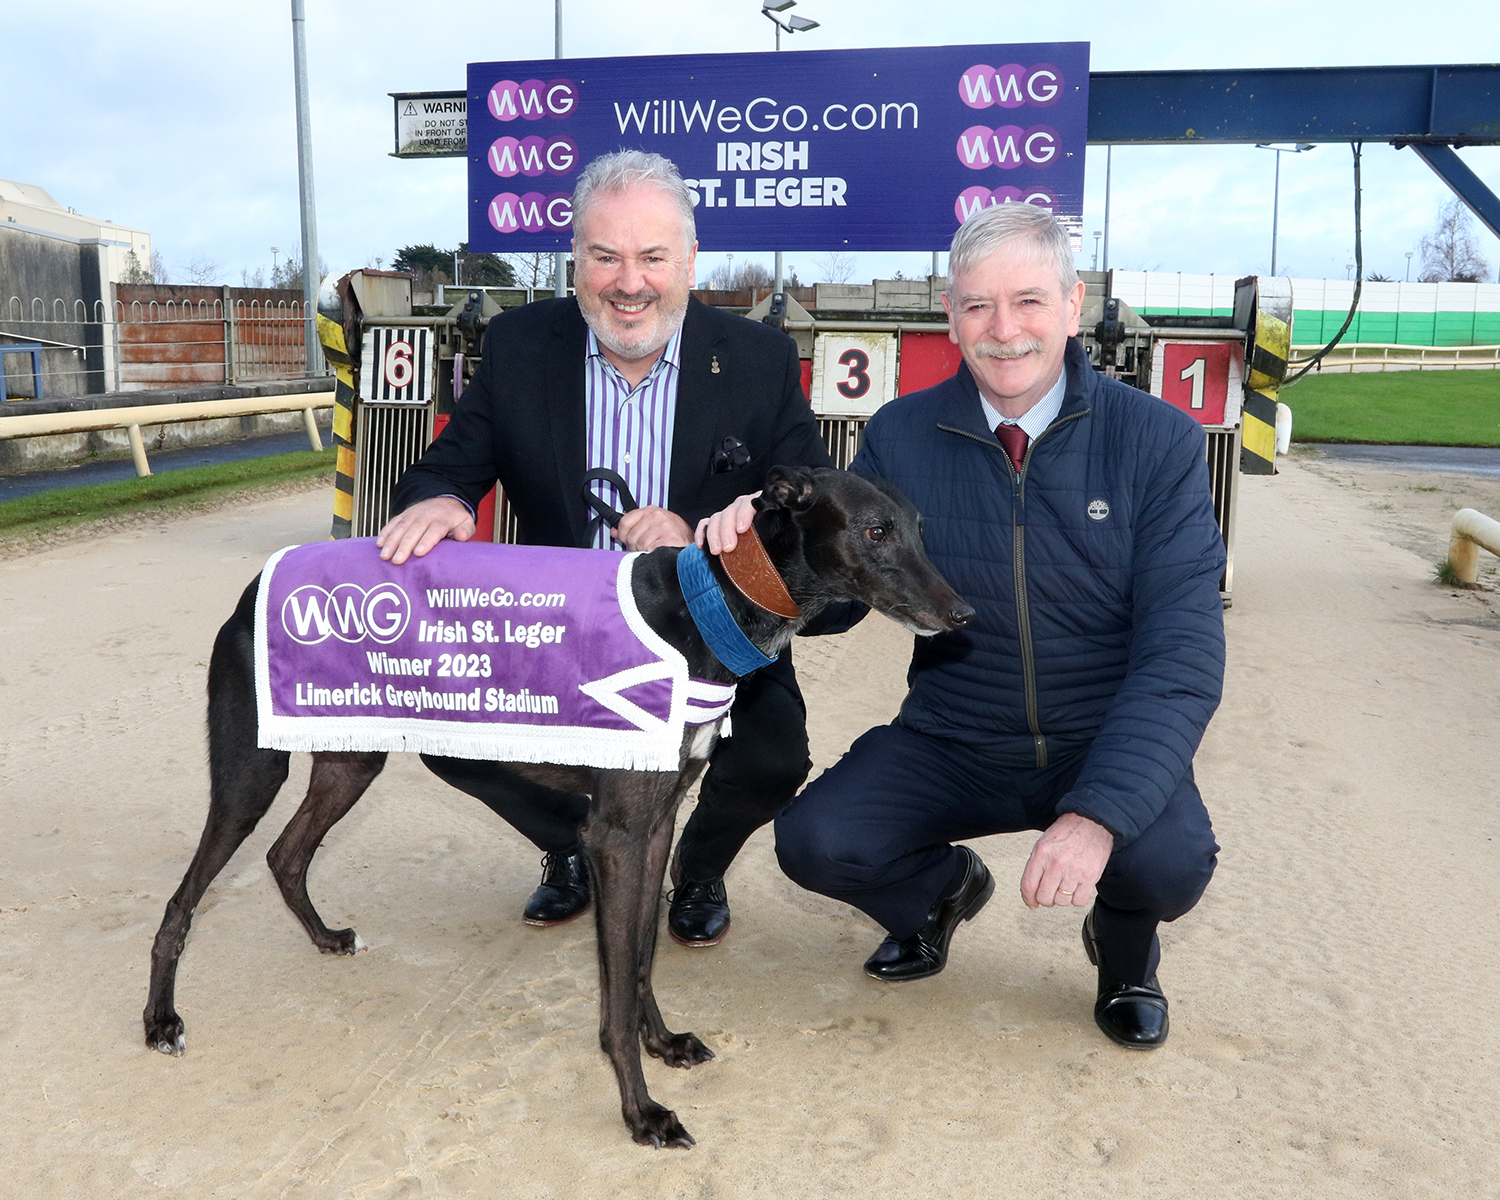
1290,342 -> 1500,373
2,293 -> 325,399
0,392 -> 332,478
1449,509 -> 1500,585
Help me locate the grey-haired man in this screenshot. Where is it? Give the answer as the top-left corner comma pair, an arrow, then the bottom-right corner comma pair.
705,203 -> 1225,1047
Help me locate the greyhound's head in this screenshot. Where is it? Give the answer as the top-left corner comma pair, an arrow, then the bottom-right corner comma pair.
753,466 -> 974,635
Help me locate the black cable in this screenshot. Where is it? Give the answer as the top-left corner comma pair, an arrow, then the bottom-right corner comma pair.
1285,142 -> 1363,385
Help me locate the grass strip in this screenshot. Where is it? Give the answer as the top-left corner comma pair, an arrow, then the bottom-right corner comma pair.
1286,370 -> 1500,446
0,448 -> 335,537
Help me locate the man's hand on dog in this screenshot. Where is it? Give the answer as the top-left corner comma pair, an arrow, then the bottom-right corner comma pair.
1019,812 -> 1114,908
377,496 -> 476,564
697,493 -> 761,554
613,506 -> 694,552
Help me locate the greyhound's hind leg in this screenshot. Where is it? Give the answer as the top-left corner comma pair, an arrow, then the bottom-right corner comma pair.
266,751 -> 387,954
144,603 -> 290,1054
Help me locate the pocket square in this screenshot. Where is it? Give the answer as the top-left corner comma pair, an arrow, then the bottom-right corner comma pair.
710,436 -> 752,474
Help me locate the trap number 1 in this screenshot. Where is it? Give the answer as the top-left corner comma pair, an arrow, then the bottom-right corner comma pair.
1178,356 -> 1206,409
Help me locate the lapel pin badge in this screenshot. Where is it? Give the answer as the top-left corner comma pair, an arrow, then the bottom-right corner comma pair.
710,355 -> 721,374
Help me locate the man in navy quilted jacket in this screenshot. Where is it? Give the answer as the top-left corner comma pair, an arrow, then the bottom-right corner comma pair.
705,202 -> 1225,1049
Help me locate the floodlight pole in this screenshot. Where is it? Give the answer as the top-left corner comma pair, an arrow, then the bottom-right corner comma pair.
1258,143 -> 1313,277
554,0 -> 568,299
764,2 -> 819,297
1101,146 -> 1112,275
1271,149 -> 1282,276
290,0 -> 324,375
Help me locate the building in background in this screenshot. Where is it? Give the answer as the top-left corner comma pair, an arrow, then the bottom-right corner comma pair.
1,179 -> 153,398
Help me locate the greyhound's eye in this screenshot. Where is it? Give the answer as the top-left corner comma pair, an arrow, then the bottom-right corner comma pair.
865,526 -> 887,542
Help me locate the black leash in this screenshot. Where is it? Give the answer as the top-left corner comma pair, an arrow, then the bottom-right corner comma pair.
581,468 -> 639,530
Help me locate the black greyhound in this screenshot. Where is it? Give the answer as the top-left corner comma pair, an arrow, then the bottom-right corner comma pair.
143,465 -> 973,1148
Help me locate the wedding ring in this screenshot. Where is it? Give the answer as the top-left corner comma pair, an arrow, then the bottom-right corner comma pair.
1057,888 -> 1075,896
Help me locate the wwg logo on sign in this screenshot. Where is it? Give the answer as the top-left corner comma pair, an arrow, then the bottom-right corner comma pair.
281,583 -> 411,645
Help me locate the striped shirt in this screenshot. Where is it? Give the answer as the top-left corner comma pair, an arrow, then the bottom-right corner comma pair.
584,326 -> 683,550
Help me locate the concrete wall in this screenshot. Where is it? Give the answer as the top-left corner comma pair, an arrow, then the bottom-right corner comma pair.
0,225 -> 104,397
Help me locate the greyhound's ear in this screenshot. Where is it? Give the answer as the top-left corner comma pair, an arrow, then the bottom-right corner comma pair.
754,466 -> 817,513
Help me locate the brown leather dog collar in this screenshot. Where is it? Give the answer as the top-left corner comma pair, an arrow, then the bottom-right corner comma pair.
716,523 -> 801,619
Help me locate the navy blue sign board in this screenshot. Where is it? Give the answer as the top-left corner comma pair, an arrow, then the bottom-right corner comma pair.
466,42 -> 1089,253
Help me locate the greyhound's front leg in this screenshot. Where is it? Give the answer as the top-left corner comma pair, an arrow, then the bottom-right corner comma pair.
581,779 -> 696,1149
636,777 -> 715,1069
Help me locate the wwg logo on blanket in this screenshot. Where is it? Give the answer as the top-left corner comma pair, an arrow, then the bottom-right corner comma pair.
281,583 -> 411,645
254,538 -> 735,772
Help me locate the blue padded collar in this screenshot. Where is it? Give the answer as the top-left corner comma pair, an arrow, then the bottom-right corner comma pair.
675,543 -> 777,676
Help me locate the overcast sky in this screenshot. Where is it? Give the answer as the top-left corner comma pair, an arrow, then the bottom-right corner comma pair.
5,0 -> 1498,291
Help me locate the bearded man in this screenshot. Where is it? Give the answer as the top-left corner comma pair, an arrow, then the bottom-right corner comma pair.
379,149 -> 831,945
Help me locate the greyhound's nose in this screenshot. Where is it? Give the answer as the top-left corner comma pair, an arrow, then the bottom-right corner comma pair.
948,600 -> 976,628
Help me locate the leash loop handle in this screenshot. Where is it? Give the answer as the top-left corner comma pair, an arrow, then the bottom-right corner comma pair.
581,468 -> 639,529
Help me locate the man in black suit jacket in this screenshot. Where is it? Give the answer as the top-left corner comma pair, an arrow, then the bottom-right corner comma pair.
379,149 -> 831,946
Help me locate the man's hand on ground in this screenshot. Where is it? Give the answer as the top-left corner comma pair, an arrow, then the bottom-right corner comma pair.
1019,812 -> 1115,909
376,496 -> 476,564
695,493 -> 761,554
612,506 -> 695,552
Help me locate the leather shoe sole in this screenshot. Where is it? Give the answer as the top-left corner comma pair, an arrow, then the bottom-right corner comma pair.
863,846 -> 995,982
1082,910 -> 1169,1049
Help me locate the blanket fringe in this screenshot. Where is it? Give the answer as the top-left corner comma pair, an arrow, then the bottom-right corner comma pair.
259,728 -> 683,773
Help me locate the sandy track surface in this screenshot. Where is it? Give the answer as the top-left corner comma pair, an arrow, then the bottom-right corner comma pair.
2,451 -> 1498,1198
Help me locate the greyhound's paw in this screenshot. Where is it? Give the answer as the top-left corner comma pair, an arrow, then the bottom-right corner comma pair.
628,1102 -> 696,1149
144,1014 -> 186,1056
645,1030 -> 715,1069
315,927 -> 364,955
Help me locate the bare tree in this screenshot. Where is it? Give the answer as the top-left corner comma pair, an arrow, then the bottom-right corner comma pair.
704,258 -> 774,290
506,252 -> 558,289
271,255 -> 330,294
814,251 -> 857,284
120,249 -> 169,284
180,255 -> 223,286
1419,199 -> 1491,283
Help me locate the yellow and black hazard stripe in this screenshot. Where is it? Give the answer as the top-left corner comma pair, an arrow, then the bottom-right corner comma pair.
1241,300 -> 1290,476
316,313 -> 358,539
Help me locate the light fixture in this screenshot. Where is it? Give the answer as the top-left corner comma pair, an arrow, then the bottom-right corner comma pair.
1255,143 -> 1316,276
762,0 -> 819,49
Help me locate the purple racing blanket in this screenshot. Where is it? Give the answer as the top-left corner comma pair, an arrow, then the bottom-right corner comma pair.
254,538 -> 736,772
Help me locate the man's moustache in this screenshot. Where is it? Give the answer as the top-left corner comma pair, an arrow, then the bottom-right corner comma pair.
602,289 -> 662,306
974,338 -> 1044,360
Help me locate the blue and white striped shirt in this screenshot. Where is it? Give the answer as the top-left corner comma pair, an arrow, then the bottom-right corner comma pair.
584,327 -> 683,550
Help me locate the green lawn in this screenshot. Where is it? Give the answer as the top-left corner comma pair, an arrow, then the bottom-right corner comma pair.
0,448 -> 335,540
1284,370 -> 1500,446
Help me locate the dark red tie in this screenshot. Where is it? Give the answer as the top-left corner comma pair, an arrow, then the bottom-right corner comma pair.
996,423 -> 1029,470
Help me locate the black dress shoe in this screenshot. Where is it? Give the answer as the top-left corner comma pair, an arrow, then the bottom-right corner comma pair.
523,851 -> 591,926
863,846 -> 995,982
667,877 -> 731,946
1082,909 -> 1169,1049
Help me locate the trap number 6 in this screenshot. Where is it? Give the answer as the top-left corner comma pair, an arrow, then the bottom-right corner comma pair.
383,339 -> 414,390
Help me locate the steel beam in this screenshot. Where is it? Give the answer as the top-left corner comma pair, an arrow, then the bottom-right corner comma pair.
1409,143 -> 1500,241
1087,64 -> 1500,146
1087,63 -> 1500,256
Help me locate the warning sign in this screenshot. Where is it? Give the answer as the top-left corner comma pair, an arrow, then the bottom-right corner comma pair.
391,91 -> 466,159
